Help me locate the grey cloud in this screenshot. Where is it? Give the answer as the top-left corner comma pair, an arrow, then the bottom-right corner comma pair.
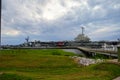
1,0 -> 120,45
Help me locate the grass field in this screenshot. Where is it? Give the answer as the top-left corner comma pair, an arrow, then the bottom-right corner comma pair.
0,49 -> 120,80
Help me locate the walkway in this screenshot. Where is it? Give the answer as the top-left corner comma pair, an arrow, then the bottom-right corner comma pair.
77,47 -> 118,57
113,76 -> 120,80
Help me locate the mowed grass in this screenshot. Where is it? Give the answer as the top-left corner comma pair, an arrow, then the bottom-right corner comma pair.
0,49 -> 120,80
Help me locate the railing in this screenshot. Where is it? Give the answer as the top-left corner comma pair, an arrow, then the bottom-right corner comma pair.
78,47 -> 117,54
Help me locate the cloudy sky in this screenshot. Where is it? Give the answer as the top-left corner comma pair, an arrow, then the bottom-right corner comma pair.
1,0 -> 120,45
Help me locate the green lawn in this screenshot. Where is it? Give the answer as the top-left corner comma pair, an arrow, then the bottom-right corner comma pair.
0,49 -> 120,80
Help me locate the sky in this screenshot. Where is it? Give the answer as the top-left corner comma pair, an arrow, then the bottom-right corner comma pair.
1,0 -> 120,45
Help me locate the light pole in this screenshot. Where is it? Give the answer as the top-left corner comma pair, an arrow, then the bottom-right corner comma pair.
0,0 -> 1,48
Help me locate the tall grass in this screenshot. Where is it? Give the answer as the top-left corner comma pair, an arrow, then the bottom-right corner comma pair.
0,49 -> 120,80
0,73 -> 32,80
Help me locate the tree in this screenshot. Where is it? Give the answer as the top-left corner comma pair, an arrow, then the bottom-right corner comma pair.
74,34 -> 90,42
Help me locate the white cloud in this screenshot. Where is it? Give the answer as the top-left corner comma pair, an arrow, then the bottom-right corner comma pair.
89,27 -> 119,36
42,1 -> 66,20
91,5 -> 107,18
41,0 -> 82,20
87,23 -> 120,40
114,4 -> 120,9
2,29 -> 21,36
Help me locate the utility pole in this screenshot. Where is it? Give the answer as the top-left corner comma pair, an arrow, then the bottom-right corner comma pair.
81,26 -> 84,36
25,36 -> 29,46
81,26 -> 84,46
25,36 -> 29,43
0,0 -> 1,48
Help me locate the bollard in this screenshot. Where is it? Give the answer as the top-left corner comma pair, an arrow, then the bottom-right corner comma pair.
118,47 -> 120,62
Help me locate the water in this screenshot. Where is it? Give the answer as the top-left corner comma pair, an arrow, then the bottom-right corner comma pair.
62,49 -> 84,55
